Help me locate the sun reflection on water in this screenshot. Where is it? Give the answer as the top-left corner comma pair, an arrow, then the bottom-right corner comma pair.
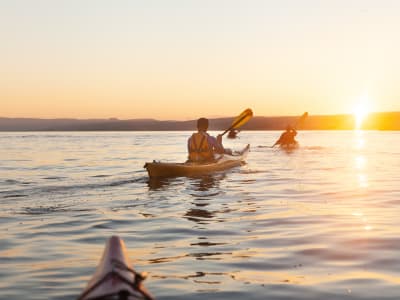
352,131 -> 369,189
357,174 -> 368,188
354,156 -> 366,170
353,130 -> 366,149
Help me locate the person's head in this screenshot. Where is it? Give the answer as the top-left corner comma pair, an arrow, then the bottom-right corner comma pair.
286,125 -> 292,131
197,118 -> 209,131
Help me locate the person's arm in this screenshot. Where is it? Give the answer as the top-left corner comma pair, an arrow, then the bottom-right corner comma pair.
216,134 -> 223,146
273,132 -> 284,146
187,136 -> 192,153
208,135 -> 224,154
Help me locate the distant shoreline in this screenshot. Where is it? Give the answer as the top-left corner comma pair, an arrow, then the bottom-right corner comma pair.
1,112 -> 399,131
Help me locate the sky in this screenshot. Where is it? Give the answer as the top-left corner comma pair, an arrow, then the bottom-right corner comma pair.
1,0 -> 400,120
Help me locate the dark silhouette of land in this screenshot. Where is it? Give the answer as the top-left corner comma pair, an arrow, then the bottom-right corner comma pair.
1,112 -> 399,131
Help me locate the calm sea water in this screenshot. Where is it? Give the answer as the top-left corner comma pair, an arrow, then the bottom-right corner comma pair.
1,131 -> 400,300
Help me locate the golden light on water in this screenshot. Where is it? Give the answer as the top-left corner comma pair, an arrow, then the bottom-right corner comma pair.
355,156 -> 366,170
232,270 -> 400,285
354,132 -> 369,188
358,174 -> 368,188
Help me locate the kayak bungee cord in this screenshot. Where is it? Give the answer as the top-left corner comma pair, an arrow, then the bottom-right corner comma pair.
77,258 -> 154,300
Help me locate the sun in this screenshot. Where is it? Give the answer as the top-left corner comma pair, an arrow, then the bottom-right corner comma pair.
354,105 -> 369,129
353,94 -> 372,129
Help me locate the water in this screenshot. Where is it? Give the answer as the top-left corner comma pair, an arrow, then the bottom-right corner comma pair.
1,131 -> 400,300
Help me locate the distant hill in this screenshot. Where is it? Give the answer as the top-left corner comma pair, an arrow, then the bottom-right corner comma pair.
1,112 -> 399,131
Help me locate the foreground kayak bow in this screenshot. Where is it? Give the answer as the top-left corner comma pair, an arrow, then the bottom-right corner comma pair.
78,236 -> 154,300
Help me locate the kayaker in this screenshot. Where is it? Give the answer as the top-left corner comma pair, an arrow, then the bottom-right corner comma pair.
273,125 -> 298,147
227,129 -> 239,139
188,117 -> 231,162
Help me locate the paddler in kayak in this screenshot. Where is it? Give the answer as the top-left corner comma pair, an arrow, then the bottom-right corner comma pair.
188,117 -> 232,162
272,125 -> 298,148
227,129 -> 239,139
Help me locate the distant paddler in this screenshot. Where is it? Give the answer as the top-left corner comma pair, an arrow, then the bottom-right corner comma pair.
227,129 -> 239,139
272,125 -> 298,148
272,112 -> 308,148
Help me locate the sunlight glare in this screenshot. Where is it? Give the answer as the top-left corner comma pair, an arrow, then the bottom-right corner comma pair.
353,94 -> 372,129
355,156 -> 366,170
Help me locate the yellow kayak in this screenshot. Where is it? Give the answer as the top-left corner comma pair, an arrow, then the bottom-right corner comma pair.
144,144 -> 250,178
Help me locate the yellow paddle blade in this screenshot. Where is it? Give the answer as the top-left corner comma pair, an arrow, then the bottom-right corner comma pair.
231,108 -> 253,129
222,108 -> 253,136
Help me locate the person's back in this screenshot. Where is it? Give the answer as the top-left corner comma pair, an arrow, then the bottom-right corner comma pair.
188,118 -> 224,162
188,131 -> 214,162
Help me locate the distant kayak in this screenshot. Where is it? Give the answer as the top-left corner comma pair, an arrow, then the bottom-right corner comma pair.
227,129 -> 239,139
78,236 -> 154,300
279,142 -> 299,151
144,144 -> 250,178
280,141 -> 299,148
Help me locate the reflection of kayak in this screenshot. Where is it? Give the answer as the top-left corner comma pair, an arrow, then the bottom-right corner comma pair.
78,236 -> 154,300
144,144 -> 250,178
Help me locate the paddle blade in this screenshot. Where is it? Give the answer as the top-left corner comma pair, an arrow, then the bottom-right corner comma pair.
231,108 -> 253,129
300,112 -> 308,120
221,108 -> 253,136
295,112 -> 308,128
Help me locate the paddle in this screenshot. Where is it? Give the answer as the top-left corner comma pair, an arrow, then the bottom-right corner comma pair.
272,112 -> 308,147
221,108 -> 253,136
293,112 -> 308,129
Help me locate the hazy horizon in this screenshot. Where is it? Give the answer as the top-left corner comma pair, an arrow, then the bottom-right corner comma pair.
1,109 -> 399,122
1,111 -> 400,131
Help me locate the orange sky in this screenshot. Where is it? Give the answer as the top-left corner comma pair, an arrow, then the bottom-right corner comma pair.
1,1 -> 399,120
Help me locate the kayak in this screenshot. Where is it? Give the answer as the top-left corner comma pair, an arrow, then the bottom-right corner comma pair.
144,144 -> 250,178
78,236 -> 153,300
227,130 -> 239,139
279,141 -> 299,150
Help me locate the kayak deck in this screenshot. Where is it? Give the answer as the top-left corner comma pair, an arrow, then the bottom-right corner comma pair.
78,236 -> 153,300
144,144 -> 250,178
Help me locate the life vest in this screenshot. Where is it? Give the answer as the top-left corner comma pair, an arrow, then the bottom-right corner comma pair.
188,132 -> 214,162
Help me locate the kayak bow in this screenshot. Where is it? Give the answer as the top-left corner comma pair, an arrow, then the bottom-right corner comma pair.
144,144 -> 250,178
78,236 -> 153,300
